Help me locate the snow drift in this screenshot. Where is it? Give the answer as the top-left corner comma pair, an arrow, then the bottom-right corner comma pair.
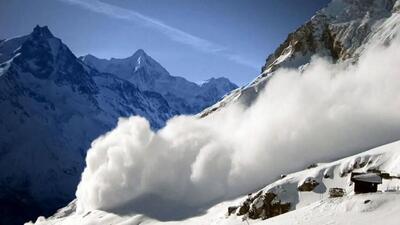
75,37 -> 400,217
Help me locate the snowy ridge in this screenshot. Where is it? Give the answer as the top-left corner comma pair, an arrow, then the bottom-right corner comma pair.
0,35 -> 29,64
81,51 -> 238,115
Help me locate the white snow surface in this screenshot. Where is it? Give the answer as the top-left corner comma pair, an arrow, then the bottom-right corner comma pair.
27,140 -> 400,225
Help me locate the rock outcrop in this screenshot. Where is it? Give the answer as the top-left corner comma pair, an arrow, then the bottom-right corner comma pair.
228,191 -> 291,220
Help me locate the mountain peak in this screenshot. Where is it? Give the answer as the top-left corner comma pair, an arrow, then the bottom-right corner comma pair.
318,0 -> 396,22
81,49 -> 171,82
201,77 -> 237,87
31,25 -> 54,39
133,49 -> 146,56
80,54 -> 100,62
108,49 -> 149,63
200,77 -> 238,98
205,77 -> 230,83
128,49 -> 149,66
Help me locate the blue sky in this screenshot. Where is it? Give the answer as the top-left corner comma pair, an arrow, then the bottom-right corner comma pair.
0,0 -> 330,85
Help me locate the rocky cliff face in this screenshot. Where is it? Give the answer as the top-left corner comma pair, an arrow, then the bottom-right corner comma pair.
262,0 -> 397,72
200,0 -> 400,117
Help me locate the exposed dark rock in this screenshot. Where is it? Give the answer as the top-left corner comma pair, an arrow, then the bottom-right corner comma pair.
270,201 -> 291,218
227,206 -> 238,216
298,178 -> 319,192
307,163 -> 318,169
380,172 -> 392,179
367,168 -> 382,173
358,161 -> 368,168
261,19 -> 316,73
230,191 -> 290,220
250,191 -> 263,202
329,188 -> 345,198
322,26 -> 348,60
237,202 -> 250,216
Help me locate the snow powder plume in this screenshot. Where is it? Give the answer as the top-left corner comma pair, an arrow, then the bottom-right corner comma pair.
75,37 -> 400,218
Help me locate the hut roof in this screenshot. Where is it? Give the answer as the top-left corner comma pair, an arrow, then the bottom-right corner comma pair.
351,173 -> 382,184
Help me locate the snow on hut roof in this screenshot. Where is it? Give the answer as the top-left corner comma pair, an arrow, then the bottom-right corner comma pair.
351,173 -> 382,184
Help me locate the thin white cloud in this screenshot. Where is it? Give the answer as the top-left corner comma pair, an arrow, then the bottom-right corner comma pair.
58,0 -> 259,69
226,54 -> 260,70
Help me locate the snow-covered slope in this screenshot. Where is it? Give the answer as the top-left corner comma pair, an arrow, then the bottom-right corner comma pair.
27,140 -> 400,225
0,25 -> 177,225
81,51 -> 238,114
201,0 -> 400,117
23,0 -> 400,224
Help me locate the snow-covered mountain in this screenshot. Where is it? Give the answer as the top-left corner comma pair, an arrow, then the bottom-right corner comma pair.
0,25 -> 236,225
80,51 -> 238,114
22,0 -> 400,225
201,0 -> 400,117
0,25 -> 179,225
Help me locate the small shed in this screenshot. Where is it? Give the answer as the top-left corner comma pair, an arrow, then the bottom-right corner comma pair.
329,188 -> 345,198
351,172 -> 382,194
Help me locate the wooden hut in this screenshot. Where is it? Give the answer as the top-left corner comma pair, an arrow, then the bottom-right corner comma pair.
350,172 -> 382,194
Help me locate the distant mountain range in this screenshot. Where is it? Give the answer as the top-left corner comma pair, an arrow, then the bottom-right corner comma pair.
81,50 -> 237,115
0,25 -> 236,225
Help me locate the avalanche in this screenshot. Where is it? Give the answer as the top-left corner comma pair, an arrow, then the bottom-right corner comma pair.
27,139 -> 400,225
25,0 -> 400,224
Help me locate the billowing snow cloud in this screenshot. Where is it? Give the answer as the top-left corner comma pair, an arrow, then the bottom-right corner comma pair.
76,37 -> 400,217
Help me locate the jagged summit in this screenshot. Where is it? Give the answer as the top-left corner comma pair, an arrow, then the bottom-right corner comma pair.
31,25 -> 54,39
200,77 -> 238,93
131,48 -> 146,57
81,49 -> 170,79
110,49 -> 150,62
81,50 -> 237,114
84,49 -> 149,62
1,25 -> 100,95
202,77 -> 231,83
